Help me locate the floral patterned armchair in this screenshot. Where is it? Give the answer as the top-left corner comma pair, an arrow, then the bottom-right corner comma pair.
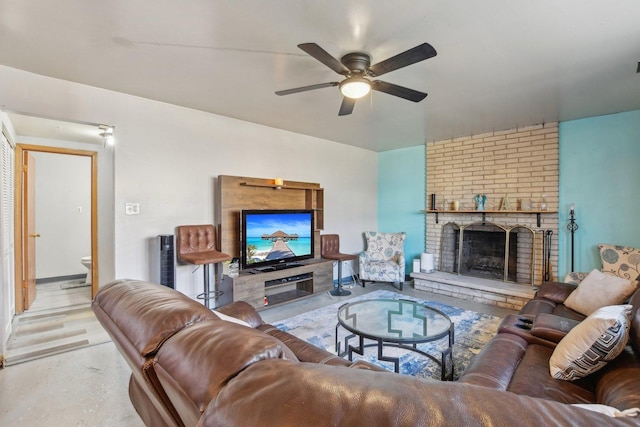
358,231 -> 406,290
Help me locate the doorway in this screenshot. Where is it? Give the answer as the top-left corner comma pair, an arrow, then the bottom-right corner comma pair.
14,144 -> 98,315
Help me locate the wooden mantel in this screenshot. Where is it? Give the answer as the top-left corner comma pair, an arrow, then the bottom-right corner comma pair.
421,209 -> 558,227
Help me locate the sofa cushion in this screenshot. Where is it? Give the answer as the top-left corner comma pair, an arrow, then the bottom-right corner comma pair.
507,344 -> 596,404
536,281 -> 578,304
595,346 -> 640,410
154,320 -> 299,427
598,244 -> 640,287
564,270 -> 635,316
519,298 -> 556,316
530,313 -> 581,344
550,305 -> 632,381
551,304 -> 587,321
93,279 -> 219,357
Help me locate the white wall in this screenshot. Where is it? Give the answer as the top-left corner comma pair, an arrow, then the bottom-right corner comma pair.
0,65 -> 378,300
32,151 -> 91,279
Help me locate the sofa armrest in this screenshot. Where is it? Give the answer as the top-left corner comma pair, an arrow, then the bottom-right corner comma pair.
536,281 -> 577,304
215,301 -> 264,328
530,313 -> 581,343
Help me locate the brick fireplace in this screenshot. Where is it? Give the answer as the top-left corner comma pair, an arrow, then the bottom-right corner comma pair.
412,123 -> 559,310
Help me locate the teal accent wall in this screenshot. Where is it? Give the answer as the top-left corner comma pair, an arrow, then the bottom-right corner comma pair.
378,145 -> 426,277
558,109 -> 640,278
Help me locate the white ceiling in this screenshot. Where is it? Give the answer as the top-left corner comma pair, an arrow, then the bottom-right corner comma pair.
1,1 -> 639,152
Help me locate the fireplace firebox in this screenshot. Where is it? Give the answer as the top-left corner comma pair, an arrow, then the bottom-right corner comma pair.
440,221 -> 535,285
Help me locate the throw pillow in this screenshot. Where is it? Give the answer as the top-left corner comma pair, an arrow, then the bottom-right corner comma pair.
598,244 -> 640,287
550,304 -> 632,381
212,310 -> 251,327
562,271 -> 589,286
572,404 -> 640,418
564,269 -> 635,316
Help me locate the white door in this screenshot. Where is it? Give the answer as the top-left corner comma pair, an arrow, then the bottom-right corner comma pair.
1,129 -> 16,351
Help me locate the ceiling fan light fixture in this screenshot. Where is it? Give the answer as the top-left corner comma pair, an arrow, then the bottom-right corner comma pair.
339,77 -> 371,99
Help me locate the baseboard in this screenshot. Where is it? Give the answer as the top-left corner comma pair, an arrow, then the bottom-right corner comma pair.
36,274 -> 85,284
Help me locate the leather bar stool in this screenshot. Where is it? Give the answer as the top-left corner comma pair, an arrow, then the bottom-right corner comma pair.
176,224 -> 231,308
321,234 -> 357,296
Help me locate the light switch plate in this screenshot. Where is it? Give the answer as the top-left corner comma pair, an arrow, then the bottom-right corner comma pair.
125,202 -> 140,215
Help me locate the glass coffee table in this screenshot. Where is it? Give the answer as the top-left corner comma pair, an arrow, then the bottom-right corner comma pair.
336,299 -> 454,380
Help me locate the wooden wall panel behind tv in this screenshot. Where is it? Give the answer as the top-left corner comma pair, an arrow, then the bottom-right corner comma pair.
217,175 -> 324,259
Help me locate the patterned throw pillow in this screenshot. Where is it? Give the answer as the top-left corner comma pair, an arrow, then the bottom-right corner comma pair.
550,305 -> 632,381
598,244 -> 640,287
563,271 -> 589,285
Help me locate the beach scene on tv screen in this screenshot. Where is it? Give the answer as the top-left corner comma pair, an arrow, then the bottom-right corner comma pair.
245,212 -> 312,264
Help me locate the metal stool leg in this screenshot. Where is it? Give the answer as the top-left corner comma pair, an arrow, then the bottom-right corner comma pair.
330,261 -> 351,296
204,264 -> 210,308
198,263 -> 224,309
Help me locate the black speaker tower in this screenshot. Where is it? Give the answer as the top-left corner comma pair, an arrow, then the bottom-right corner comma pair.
157,234 -> 175,288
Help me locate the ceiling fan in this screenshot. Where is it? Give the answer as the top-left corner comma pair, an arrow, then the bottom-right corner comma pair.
275,42 -> 437,116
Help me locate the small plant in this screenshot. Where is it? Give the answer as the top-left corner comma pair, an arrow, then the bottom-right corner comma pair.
247,244 -> 257,264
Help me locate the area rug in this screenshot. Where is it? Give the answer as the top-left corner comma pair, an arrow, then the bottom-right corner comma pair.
273,290 -> 501,380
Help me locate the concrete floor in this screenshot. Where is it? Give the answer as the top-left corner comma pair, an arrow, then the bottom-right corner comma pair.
0,280 -> 515,426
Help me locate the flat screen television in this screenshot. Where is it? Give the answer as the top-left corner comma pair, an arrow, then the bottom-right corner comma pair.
240,209 -> 315,271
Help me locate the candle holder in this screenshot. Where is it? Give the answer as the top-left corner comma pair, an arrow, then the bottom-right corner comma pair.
567,203 -> 579,272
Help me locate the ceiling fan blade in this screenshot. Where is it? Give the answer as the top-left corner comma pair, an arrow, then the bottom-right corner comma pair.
338,97 -> 356,116
298,43 -> 350,75
371,80 -> 427,102
275,82 -> 338,96
367,43 -> 437,77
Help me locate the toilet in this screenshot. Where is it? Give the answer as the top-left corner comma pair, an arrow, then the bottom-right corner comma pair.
80,256 -> 92,285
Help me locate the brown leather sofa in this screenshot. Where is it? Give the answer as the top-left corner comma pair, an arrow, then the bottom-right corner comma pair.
93,279 -> 640,426
459,280 -> 640,411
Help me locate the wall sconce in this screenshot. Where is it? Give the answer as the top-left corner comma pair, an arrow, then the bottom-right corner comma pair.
274,178 -> 283,189
98,124 -> 115,146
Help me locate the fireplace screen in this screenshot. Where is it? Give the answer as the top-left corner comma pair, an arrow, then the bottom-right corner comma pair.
440,221 -> 535,285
